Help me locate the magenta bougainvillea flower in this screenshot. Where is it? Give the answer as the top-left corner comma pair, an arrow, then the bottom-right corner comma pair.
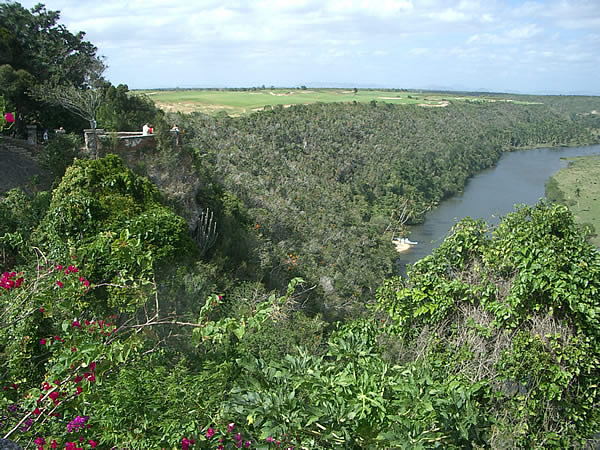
181,437 -> 195,449
206,428 -> 215,439
66,415 -> 89,433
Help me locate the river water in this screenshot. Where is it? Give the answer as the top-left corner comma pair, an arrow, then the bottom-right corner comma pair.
397,144 -> 600,272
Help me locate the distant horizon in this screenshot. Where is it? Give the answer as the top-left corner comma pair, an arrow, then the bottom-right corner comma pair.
14,0 -> 600,96
133,85 -> 600,97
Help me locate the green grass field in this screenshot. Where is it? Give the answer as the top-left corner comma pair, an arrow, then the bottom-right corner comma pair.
548,156 -> 600,247
134,88 -> 518,116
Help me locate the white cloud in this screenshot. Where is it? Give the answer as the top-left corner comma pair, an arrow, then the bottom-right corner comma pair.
433,8 -> 468,22
507,24 -> 542,40
409,47 -> 429,56
11,0 -> 600,93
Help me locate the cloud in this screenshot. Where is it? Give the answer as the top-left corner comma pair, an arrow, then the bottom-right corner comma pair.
506,24 -> 542,40
12,0 -> 600,93
409,47 -> 429,56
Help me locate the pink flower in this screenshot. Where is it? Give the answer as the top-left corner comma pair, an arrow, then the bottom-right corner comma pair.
266,437 -> 275,443
56,280 -> 64,288
234,433 -> 242,442
181,437 -> 194,450
72,320 -> 81,328
206,428 -> 215,439
89,362 -> 96,372
51,440 -> 57,449
34,436 -> 45,447
227,423 -> 235,433
33,407 -> 41,415
89,440 -> 98,448
76,386 -> 82,395
40,338 -> 46,346
245,441 -> 252,448
66,415 -> 89,433
40,308 -> 45,312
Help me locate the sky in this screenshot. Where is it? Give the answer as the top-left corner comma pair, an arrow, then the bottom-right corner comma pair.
12,0 -> 600,94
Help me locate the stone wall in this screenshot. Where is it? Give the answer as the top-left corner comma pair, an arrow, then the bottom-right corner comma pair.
83,129 -> 157,157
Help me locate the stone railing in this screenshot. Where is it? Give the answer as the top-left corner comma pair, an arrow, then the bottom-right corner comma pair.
83,129 -> 156,156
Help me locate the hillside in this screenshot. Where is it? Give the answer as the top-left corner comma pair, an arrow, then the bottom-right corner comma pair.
2,100 -> 600,449
0,136 -> 51,194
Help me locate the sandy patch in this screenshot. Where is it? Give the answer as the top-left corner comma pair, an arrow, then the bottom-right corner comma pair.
393,241 -> 412,253
418,100 -> 450,108
155,101 -> 236,114
270,91 -> 295,96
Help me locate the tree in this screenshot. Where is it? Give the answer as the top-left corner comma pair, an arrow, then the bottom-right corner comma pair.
96,84 -> 161,132
0,2 -> 103,129
0,2 -> 99,87
31,60 -> 106,156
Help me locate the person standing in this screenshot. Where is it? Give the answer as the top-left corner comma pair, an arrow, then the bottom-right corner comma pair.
170,123 -> 180,145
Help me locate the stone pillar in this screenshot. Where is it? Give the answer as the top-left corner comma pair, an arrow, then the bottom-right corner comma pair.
84,129 -> 105,154
26,124 -> 37,145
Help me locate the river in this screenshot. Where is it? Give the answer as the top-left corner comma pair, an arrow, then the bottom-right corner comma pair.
397,144 -> 600,272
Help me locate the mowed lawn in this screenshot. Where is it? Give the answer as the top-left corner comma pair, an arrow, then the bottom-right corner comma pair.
134,88 -> 468,115
551,155 -> 600,247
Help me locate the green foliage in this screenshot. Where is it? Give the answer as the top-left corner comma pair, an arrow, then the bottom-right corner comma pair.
375,202 -> 600,447
41,132 -> 83,185
177,101 -> 595,312
97,83 -> 162,132
0,2 -> 102,130
0,189 -> 50,269
92,357 -> 228,449
31,155 -> 192,312
227,320 -> 491,448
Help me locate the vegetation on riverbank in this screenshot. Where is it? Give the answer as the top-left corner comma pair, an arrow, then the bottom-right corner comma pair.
546,155 -> 600,246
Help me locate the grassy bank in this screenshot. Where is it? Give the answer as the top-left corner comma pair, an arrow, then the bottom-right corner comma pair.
546,155 -> 600,246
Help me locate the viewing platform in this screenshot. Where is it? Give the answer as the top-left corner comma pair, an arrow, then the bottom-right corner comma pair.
83,129 -> 156,156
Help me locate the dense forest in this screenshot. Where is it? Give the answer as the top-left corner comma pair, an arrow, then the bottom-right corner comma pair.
2,2 -> 600,449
